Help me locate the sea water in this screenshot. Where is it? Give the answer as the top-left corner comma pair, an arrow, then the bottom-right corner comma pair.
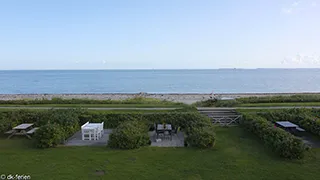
1,69 -> 320,94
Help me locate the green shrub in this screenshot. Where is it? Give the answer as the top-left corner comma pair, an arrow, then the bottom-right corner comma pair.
214,100 -> 239,107
0,116 -> 12,134
237,95 -> 320,104
46,109 -> 80,138
193,99 -> 217,107
241,113 -> 306,159
0,109 -> 209,131
185,126 -> 216,148
194,95 -> 320,107
0,97 -> 183,105
108,121 -> 150,149
78,111 -> 211,130
0,110 -> 207,133
193,99 -> 240,107
259,109 -> 320,137
78,111 -> 142,128
34,124 -> 64,148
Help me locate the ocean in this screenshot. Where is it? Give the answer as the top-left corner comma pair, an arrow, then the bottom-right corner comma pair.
1,69 -> 320,94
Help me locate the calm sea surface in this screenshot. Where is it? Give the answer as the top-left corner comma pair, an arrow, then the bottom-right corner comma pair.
1,69 -> 320,94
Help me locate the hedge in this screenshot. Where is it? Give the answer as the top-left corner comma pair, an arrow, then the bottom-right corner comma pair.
194,95 -> 320,107
237,95 -> 320,104
77,111 -> 211,130
0,109 -> 209,133
34,124 -> 64,148
193,99 -> 240,107
258,109 -> 320,137
46,109 -> 80,138
0,97 -> 183,105
0,109 -> 214,149
108,120 -> 150,149
0,115 -> 11,134
185,126 -> 216,148
241,113 -> 307,159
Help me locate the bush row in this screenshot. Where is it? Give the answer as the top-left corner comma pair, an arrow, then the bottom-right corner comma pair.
0,109 -> 210,132
194,99 -> 240,107
34,110 -> 80,148
0,97 -> 183,105
241,113 -> 307,159
78,111 -> 212,130
87,110 -> 215,149
0,109 -> 215,149
34,124 -> 65,148
194,95 -> 320,107
108,120 -> 151,149
237,95 -> 320,104
0,109 -> 80,148
258,109 -> 320,136
185,126 -> 216,148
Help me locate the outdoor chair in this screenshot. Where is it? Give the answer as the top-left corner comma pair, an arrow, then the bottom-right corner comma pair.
95,122 -> 104,139
81,122 -> 102,140
164,131 -> 172,140
82,128 -> 95,140
155,124 -> 165,140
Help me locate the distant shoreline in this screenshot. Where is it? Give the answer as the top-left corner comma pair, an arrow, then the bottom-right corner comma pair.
1,92 -> 320,104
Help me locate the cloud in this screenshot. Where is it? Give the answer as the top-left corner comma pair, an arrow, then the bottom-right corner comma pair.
292,1 -> 300,7
102,60 -> 106,64
282,53 -> 320,65
311,2 -> 317,7
282,8 -> 293,14
281,1 -> 300,14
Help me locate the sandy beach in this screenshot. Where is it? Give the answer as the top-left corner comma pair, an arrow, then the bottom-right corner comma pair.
1,92 -> 320,104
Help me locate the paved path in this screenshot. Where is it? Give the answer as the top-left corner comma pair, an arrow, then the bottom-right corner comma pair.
0,106 -> 181,110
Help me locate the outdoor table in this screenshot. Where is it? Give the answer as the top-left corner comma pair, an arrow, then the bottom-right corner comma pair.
156,124 -> 172,139
275,121 -> 298,131
7,123 -> 34,139
82,124 -> 100,140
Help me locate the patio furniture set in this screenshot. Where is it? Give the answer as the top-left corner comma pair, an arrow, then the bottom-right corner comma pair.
4,121 -> 179,143
154,123 -> 180,141
81,122 -> 104,140
275,121 -> 305,133
5,123 -> 39,139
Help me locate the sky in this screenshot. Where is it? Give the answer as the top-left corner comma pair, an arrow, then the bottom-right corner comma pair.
0,0 -> 320,70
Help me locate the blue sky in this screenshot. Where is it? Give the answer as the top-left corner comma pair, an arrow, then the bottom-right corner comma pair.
0,0 -> 319,70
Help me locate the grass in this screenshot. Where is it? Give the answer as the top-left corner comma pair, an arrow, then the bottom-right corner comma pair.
0,103 -> 184,108
0,97 -> 184,105
0,108 -> 194,114
195,99 -> 320,108
1,127 -> 320,180
3,101 -> 318,108
236,109 -> 277,113
239,102 -> 320,107
0,105 -> 197,113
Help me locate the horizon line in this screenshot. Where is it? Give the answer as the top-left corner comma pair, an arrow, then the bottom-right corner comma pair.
1,68 -> 320,71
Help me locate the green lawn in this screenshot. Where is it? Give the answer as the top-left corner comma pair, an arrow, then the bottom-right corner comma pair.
0,103 -> 184,108
236,109 -> 283,113
1,127 -> 319,180
239,102 -> 320,107
0,109 -> 190,114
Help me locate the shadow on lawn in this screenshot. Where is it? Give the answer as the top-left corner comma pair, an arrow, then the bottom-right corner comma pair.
0,136 -> 35,149
213,126 -> 317,163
